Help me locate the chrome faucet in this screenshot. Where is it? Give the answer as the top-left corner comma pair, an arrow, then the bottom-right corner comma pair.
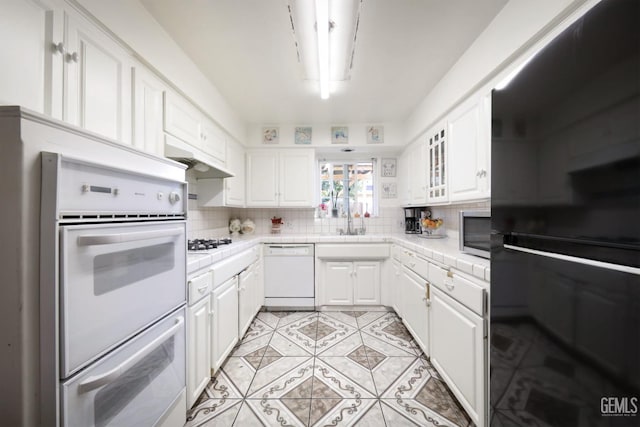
337,203 -> 366,235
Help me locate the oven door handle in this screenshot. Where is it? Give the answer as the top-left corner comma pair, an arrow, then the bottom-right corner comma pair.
77,316 -> 184,394
77,228 -> 183,246
504,244 -> 640,276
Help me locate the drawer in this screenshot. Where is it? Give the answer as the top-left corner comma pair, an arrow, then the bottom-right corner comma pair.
211,246 -> 260,288
429,264 -> 484,315
391,245 -> 405,262
188,271 -> 212,305
316,244 -> 389,260
404,251 -> 429,280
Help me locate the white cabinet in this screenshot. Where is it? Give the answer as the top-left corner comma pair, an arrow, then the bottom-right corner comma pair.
322,262 -> 353,305
186,271 -> 212,408
164,91 -> 202,146
163,92 -> 227,164
319,261 -> 381,306
0,0 -> 133,145
187,295 -> 210,407
397,148 -> 411,205
197,140 -> 245,207
405,140 -> 428,205
211,276 -> 238,373
353,262 -> 381,305
0,0 -> 63,117
427,124 -> 448,203
238,262 -> 259,339
400,266 -> 430,355
390,259 -> 402,314
448,92 -> 491,201
246,151 -> 279,206
201,118 -> 226,163
225,141 -> 245,206
254,257 -> 264,314
430,286 -> 485,426
63,7 -> 132,143
246,149 -> 315,207
132,64 -> 166,156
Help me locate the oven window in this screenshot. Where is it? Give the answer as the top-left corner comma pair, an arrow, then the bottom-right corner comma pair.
463,217 -> 490,252
94,337 -> 175,427
94,243 -> 175,295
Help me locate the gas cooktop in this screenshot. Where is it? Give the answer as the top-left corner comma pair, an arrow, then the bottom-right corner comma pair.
188,238 -> 233,252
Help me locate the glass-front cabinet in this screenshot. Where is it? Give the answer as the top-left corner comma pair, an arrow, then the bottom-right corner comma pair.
428,124 -> 448,203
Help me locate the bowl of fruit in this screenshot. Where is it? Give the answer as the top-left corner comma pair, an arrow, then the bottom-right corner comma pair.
421,218 -> 444,237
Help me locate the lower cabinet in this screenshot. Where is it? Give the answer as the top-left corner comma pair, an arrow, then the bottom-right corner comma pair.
320,261 -> 381,305
430,286 -> 485,425
238,261 -> 259,339
400,266 -> 430,355
211,276 -> 239,373
186,296 -> 210,408
390,259 -> 402,314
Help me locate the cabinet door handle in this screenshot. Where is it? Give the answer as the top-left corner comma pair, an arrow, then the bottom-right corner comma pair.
67,51 -> 79,63
53,42 -> 66,55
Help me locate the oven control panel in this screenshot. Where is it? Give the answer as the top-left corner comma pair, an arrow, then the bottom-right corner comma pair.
44,153 -> 187,219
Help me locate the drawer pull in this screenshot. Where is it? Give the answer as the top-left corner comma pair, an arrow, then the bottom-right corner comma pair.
445,282 -> 455,291
197,285 -> 208,294
447,270 -> 454,278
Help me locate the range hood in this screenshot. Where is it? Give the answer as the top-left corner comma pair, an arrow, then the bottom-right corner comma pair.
164,134 -> 234,178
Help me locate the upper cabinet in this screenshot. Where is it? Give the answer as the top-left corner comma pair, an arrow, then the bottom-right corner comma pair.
246,149 -> 315,207
427,123 -> 448,203
403,140 -> 428,206
448,92 -> 491,202
132,64 -> 166,156
0,0 -> 63,117
0,1 -> 133,143
197,139 -> 245,208
164,91 -> 227,164
223,140 -> 245,206
63,7 -> 132,144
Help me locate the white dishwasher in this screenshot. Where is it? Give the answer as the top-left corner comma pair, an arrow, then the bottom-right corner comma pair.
264,244 -> 315,309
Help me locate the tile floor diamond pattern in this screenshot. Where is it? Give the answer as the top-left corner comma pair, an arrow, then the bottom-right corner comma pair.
187,310 -> 473,427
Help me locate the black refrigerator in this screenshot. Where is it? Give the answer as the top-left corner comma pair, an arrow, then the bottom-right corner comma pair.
490,0 -> 640,426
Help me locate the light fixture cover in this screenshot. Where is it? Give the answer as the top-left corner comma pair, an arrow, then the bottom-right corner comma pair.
288,0 -> 362,85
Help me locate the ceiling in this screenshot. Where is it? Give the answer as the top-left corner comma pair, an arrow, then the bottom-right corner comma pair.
141,0 -> 508,125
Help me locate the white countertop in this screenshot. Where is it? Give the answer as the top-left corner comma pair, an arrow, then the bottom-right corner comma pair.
187,233 -> 490,284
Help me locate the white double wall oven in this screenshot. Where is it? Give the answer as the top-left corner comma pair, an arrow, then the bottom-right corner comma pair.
40,153 -> 188,426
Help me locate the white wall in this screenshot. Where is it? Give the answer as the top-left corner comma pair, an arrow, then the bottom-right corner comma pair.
405,0 -> 590,144
72,0 -> 247,143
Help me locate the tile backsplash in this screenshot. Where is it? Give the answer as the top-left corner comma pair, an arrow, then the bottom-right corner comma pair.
186,171 -> 489,238
429,201 -> 490,232
228,207 -> 405,235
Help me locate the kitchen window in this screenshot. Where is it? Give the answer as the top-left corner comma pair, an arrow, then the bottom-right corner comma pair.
318,160 -> 377,218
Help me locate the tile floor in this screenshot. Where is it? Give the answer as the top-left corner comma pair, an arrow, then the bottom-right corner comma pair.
185,310 -> 472,427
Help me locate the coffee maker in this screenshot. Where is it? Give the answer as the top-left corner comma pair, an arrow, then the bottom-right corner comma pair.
404,207 -> 422,234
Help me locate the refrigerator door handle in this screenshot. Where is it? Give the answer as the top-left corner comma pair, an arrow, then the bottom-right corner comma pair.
503,244 -> 640,276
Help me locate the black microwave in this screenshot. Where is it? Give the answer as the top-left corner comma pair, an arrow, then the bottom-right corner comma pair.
459,210 -> 490,259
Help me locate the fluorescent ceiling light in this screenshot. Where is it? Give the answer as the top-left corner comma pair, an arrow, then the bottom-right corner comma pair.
315,0 -> 330,99
288,0 -> 362,99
